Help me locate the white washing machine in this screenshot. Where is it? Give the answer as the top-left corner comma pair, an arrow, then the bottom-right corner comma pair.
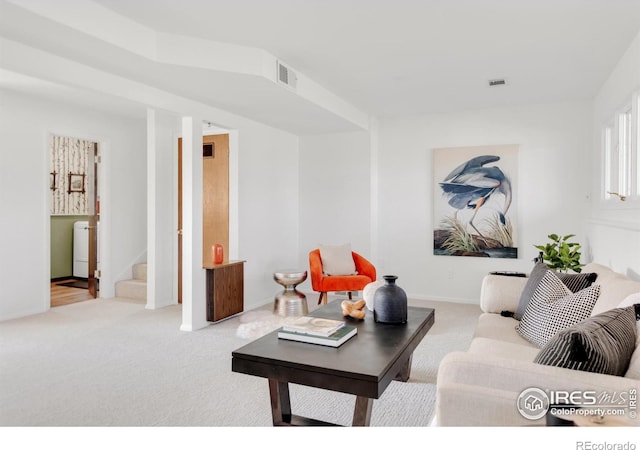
73,221 -> 100,278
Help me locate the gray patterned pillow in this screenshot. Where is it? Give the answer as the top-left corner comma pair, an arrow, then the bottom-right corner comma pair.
514,263 -> 548,320
556,271 -> 598,293
516,271 -> 600,347
534,305 -> 639,376
514,263 -> 597,320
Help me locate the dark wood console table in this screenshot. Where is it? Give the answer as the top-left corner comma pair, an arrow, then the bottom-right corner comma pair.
203,260 -> 245,322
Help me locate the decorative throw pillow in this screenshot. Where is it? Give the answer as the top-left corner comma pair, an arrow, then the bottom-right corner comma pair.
514,263 -> 597,320
514,263 -> 548,320
516,271 -> 600,347
318,243 -> 357,276
534,305 -> 639,376
617,293 -> 640,379
555,271 -> 598,292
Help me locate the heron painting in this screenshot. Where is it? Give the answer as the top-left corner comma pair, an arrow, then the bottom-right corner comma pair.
433,145 -> 518,258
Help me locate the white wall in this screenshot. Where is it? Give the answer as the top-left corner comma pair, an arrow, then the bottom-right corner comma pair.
0,89 -> 146,321
376,101 -> 593,303
297,131 -> 372,293
235,123 -> 300,308
589,30 -> 640,279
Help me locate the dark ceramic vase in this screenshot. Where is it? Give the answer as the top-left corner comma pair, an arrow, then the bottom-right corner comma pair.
373,275 -> 407,324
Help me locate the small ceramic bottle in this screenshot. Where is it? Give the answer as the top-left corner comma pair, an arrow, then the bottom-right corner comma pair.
212,244 -> 224,265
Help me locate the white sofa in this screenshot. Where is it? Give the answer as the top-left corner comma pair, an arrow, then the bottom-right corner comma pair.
435,263 -> 640,426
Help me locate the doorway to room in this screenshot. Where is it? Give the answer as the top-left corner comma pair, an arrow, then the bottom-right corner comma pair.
177,131 -> 230,304
49,134 -> 100,307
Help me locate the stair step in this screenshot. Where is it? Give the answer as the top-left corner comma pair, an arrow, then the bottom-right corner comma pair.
115,279 -> 147,301
132,263 -> 147,281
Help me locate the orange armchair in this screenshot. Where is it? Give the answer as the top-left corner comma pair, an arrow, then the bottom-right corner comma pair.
309,248 -> 377,305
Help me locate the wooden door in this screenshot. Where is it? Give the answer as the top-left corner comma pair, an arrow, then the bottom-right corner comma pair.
178,134 -> 229,304
202,134 -> 229,265
87,142 -> 99,298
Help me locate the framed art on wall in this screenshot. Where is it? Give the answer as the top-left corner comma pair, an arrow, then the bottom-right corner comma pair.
433,144 -> 518,258
68,173 -> 86,194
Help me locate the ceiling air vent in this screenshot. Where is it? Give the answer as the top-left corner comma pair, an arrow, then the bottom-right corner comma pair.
277,61 -> 297,90
488,78 -> 507,87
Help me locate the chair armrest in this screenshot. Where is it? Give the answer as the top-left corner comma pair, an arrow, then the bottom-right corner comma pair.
479,275 -> 527,314
353,252 -> 376,281
308,249 -> 324,291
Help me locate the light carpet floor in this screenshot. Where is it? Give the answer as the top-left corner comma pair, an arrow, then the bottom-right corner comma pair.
0,295 -> 480,427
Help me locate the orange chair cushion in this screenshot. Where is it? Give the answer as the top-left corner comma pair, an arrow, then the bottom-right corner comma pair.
319,274 -> 374,292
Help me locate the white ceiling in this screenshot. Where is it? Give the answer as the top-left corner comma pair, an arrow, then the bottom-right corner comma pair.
2,0 -> 640,134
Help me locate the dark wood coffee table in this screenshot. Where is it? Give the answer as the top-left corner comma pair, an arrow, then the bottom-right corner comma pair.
231,300 -> 435,426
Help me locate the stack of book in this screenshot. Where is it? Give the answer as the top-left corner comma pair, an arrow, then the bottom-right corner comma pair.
277,316 -> 357,347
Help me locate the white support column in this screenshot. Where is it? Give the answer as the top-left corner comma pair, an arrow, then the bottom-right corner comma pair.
146,108 -> 176,310
146,108 -> 157,309
180,116 -> 207,331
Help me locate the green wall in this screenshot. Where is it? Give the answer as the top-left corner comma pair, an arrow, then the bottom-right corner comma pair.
51,215 -> 88,279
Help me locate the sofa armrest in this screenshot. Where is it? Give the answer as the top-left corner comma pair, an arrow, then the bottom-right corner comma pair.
436,351 -> 640,426
436,382 -> 533,426
479,275 -> 528,314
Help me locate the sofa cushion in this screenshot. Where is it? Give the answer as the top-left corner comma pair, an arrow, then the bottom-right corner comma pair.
618,292 -> 640,379
473,313 -> 539,348
318,243 -> 357,275
514,263 -> 597,320
469,337 -> 539,361
592,275 -> 640,316
516,271 -> 600,347
581,263 -> 640,316
534,305 -> 639,376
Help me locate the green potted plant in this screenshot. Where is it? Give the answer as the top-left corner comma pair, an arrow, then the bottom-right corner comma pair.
534,233 -> 584,273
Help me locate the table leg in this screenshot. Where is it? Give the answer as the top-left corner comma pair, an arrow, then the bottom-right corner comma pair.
268,379 -> 292,425
352,396 -> 373,426
394,354 -> 413,382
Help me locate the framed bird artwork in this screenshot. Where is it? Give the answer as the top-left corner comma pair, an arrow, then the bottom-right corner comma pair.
433,144 -> 518,258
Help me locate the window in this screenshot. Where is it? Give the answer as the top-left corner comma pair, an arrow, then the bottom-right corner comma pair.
602,91 -> 639,202
619,106 -> 632,195
603,122 -> 613,197
637,93 -> 640,194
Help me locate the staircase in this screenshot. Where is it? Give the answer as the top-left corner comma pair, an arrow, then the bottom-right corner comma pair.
115,263 -> 147,301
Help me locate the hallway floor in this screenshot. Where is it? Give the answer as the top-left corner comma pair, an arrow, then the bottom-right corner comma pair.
50,279 -> 94,307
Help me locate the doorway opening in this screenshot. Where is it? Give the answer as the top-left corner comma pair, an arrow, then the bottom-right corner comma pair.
49,134 -> 100,307
177,126 -> 230,304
